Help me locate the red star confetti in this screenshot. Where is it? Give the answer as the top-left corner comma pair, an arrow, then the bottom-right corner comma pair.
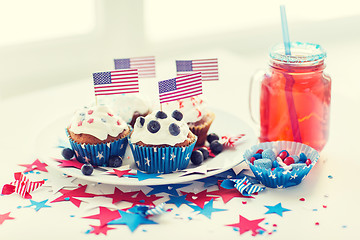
2,172 -> 45,199
83,206 -> 121,226
221,134 -> 246,148
101,187 -> 139,204
226,214 -> 266,236
89,224 -> 116,235
0,212 -> 15,225
105,169 -> 135,178
55,158 -> 84,169
130,190 -> 163,207
180,190 -> 218,208
19,159 -> 48,173
50,185 -> 98,208
208,182 -> 254,204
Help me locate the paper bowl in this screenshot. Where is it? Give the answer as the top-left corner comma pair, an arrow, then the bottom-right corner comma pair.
128,137 -> 197,174
243,141 -> 320,188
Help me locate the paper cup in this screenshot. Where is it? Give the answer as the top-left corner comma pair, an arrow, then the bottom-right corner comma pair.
128,137 -> 197,174
243,141 -> 320,188
66,130 -> 129,167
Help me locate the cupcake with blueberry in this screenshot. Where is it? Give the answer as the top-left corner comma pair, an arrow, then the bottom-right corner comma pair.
163,96 -> 215,146
66,105 -> 130,167
243,141 -> 320,188
129,110 -> 197,173
98,94 -> 152,127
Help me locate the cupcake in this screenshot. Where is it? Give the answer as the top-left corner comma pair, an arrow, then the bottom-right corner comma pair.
243,141 -> 320,188
128,110 -> 197,173
162,96 -> 215,146
98,94 -> 152,127
66,105 -> 130,167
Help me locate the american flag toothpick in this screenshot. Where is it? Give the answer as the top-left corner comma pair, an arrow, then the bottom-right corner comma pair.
158,72 -> 202,104
114,56 -> 155,78
176,58 -> 219,81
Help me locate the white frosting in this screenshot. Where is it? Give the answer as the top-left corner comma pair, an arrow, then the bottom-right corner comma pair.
68,105 -> 128,141
130,110 -> 190,146
162,96 -> 208,123
98,94 -> 151,123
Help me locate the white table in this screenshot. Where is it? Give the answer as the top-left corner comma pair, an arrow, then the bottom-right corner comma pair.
0,48 -> 359,239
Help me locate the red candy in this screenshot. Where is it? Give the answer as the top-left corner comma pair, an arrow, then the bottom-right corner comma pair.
250,157 -> 256,164
306,159 -> 312,166
284,156 -> 295,165
87,110 -> 93,115
256,149 -> 264,154
88,118 -> 94,124
277,150 -> 288,160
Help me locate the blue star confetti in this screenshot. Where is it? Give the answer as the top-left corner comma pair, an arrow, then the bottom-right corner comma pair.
188,199 -> 226,219
166,195 -> 192,208
264,203 -> 291,217
125,171 -> 163,181
108,210 -> 157,232
24,199 -> 51,212
147,183 -> 191,196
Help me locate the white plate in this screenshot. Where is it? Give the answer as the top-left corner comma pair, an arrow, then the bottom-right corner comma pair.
36,108 -> 256,186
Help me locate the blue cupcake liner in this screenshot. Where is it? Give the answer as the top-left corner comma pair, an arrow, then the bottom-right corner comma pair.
66,130 -> 129,167
244,141 -> 320,188
128,137 -> 197,174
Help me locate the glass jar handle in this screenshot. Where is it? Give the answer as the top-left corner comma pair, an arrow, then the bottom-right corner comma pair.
249,69 -> 265,125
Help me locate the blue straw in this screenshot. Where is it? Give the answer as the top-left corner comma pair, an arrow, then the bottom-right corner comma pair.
280,5 -> 291,55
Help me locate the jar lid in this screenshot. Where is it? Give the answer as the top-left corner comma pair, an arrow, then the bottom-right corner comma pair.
270,42 -> 327,64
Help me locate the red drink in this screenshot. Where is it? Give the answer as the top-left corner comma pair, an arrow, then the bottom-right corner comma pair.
259,42 -> 331,151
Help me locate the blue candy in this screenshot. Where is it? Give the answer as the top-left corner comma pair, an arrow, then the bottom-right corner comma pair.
272,160 -> 279,168
291,163 -> 307,171
299,153 -> 307,163
254,158 -> 272,169
262,149 -> 276,161
253,153 -> 262,160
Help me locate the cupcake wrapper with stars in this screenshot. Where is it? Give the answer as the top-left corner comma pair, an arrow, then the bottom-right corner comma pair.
66,130 -> 129,167
128,137 -> 197,174
243,141 -> 320,188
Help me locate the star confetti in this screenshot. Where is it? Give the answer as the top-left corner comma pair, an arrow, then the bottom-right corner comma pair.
0,212 -> 15,225
19,159 -> 48,173
178,164 -> 219,177
50,185 -> 99,208
108,210 -> 157,232
83,206 -> 121,226
2,172 -> 45,199
180,190 -> 218,208
166,195 -> 192,208
208,183 -> 254,204
42,172 -> 77,194
55,158 -> 84,169
89,224 -> 116,236
189,199 -> 226,219
24,199 -> 51,212
125,171 -> 163,181
130,190 -> 163,207
226,214 -> 266,236
100,187 -> 138,204
147,183 -> 191,196
264,203 -> 291,217
105,168 -> 135,178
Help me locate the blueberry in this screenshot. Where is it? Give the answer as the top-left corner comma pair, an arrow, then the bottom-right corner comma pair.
62,148 -> 74,160
81,163 -> 94,176
207,133 -> 219,144
136,116 -> 146,128
147,120 -> 161,133
155,111 -> 167,119
172,110 -> 183,121
191,150 -> 204,165
169,123 -> 180,136
108,156 -> 123,168
210,140 -> 223,155
198,147 -> 209,160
